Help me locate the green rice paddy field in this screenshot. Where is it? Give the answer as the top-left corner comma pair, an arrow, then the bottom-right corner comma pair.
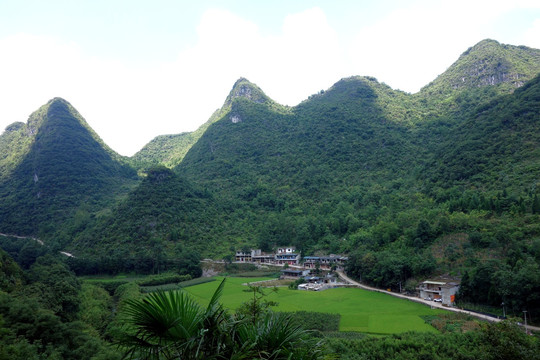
184,277 -> 445,334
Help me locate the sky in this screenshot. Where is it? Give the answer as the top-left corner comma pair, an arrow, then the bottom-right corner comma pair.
1,0 -> 539,156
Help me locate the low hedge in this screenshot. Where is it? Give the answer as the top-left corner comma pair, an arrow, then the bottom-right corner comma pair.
136,273 -> 191,286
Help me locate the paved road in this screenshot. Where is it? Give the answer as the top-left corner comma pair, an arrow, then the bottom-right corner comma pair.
0,232 -> 74,257
336,270 -> 540,332
0,232 -> 43,245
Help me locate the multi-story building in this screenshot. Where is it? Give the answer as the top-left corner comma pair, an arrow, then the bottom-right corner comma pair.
418,279 -> 460,306
303,255 -> 348,270
234,247 -> 347,269
275,247 -> 300,265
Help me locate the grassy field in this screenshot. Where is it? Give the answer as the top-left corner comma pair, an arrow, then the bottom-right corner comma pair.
184,277 -> 445,334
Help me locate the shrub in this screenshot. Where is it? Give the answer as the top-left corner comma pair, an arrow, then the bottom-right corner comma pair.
136,273 -> 191,286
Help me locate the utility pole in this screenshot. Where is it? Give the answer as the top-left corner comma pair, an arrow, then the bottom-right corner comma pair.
501,302 -> 506,318
523,310 -> 528,334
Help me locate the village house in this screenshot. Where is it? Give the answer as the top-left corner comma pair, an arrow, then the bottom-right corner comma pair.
418,279 -> 460,306
234,247 -> 300,265
275,247 -> 300,265
303,255 -> 348,270
235,249 -> 275,264
234,247 -> 347,270
235,250 -> 252,262
280,268 -> 310,279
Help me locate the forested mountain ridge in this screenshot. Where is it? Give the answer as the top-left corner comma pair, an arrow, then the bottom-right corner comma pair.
170,39 -> 540,256
0,98 -> 137,241
149,40 -> 540,177
423,73 -> 540,190
131,109 -> 222,169
131,78 -> 284,168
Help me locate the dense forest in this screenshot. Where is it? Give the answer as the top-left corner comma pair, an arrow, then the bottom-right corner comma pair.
1,39 -> 540,357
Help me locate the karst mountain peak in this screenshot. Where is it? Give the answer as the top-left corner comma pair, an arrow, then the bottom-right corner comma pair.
224,77 -> 273,107
421,38 -> 540,95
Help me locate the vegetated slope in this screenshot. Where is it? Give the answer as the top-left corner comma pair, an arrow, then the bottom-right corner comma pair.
138,40 -> 540,178
411,39 -> 540,137
131,132 -> 195,168
131,78 -> 273,169
170,39 -> 540,315
172,39 -> 540,259
176,76 -> 425,254
180,75 -> 421,188
131,108 -> 224,168
0,39 -> 539,272
70,166 -> 219,269
0,98 -> 137,240
0,247 -> 24,292
425,73 -> 540,191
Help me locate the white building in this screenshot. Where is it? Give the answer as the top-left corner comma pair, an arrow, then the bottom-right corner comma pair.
418,279 -> 460,306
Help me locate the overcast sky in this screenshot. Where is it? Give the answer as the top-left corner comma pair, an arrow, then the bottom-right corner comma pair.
1,0 -> 539,156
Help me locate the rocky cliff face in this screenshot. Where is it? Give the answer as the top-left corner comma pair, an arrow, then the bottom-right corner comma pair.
224,77 -> 271,106
421,39 -> 540,95
450,54 -> 524,89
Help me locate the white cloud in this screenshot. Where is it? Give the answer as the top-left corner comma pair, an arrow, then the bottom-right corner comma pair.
261,7 -> 344,103
0,33 -> 151,155
347,0 -> 540,93
523,19 -> 540,49
0,8 -> 345,156
166,7 -> 344,111
0,4 -> 538,155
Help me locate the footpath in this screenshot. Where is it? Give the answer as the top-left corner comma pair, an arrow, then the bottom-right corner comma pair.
336,270 -> 540,332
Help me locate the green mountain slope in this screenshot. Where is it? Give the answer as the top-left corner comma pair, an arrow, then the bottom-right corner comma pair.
425,73 -> 540,190
131,109 -> 222,168
166,41 -> 540,320
0,98 -> 137,239
180,76 -> 419,189
131,78 -> 276,168
131,132 -> 196,168
146,40 -> 540,177
68,166 -> 218,274
174,76 -> 427,254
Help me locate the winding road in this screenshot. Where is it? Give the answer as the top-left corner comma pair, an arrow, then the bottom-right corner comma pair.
0,232 -> 43,245
0,232 -> 74,257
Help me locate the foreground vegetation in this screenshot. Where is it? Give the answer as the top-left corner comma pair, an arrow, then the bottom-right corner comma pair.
117,278 -> 323,359
1,249 -> 539,359
185,276 -> 441,334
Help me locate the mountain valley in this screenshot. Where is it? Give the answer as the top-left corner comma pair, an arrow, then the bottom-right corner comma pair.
1,39 -> 540,323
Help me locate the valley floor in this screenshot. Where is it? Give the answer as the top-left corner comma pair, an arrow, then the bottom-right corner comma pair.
336,271 -> 540,332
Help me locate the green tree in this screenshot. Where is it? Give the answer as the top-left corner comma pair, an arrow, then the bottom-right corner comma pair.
78,283 -> 113,335
237,285 -> 279,325
480,320 -> 540,359
117,278 -> 232,359
532,193 -> 540,214
23,255 -> 81,321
